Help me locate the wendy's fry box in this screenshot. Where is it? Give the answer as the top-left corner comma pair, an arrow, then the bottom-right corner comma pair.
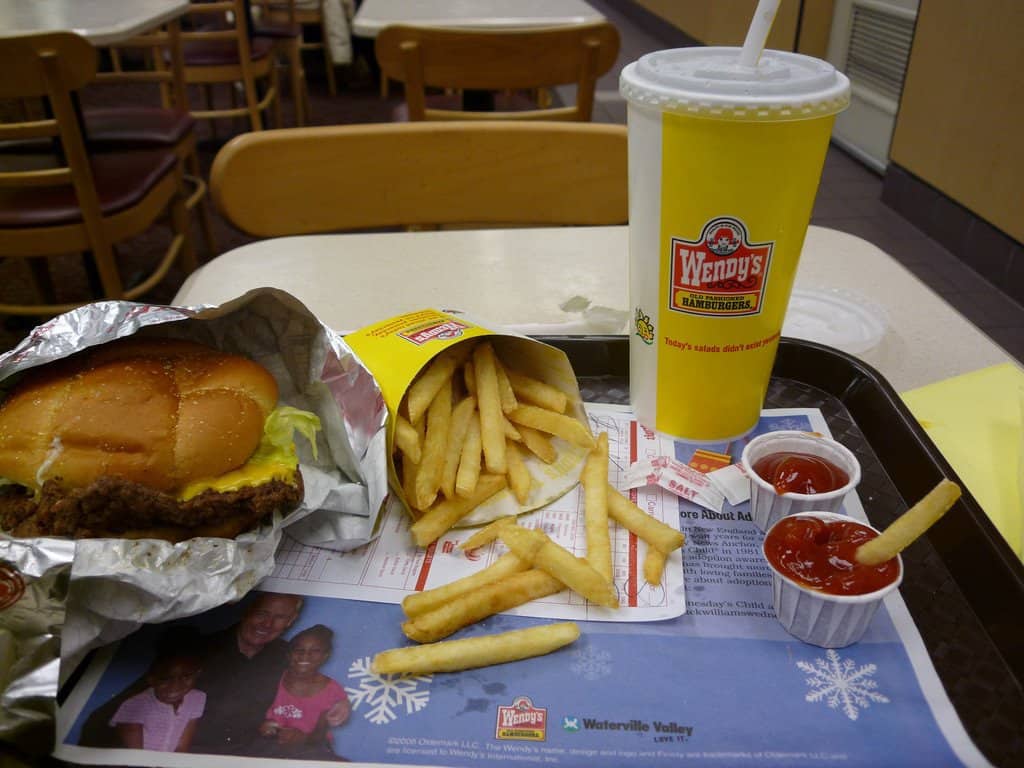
345,309 -> 592,526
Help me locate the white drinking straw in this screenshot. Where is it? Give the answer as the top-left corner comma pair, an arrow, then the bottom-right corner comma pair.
738,0 -> 781,68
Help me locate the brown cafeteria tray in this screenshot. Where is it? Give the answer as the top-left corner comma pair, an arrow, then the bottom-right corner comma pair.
536,334 -> 1024,768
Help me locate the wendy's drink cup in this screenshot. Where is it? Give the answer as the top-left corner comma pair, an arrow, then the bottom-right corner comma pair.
620,47 -> 850,442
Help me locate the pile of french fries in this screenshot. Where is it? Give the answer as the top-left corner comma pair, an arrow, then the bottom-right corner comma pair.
393,340 -> 593,547
372,345 -> 687,675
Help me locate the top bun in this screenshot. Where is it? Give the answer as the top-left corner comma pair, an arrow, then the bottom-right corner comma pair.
0,338 -> 279,494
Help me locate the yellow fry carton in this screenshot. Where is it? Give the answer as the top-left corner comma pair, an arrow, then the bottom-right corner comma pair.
346,309 -> 592,526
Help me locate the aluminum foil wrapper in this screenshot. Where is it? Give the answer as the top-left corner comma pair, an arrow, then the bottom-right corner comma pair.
0,536 -> 74,758
0,288 -> 389,678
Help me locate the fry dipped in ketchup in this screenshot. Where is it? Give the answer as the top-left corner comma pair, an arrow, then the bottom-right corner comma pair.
764,516 -> 899,596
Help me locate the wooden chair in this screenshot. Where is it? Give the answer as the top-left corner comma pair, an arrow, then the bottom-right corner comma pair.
210,121 -> 627,236
88,22 -> 218,255
260,0 -> 335,98
373,23 -> 621,122
181,0 -> 280,133
0,32 -> 196,316
250,0 -> 310,125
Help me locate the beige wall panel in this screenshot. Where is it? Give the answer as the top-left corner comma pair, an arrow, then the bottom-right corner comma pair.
796,0 -> 835,59
634,0 -> 800,50
890,0 -> 1024,242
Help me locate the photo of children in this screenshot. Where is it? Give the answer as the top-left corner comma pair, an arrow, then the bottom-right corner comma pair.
108,629 -> 206,752
254,624 -> 351,760
69,590 -> 359,762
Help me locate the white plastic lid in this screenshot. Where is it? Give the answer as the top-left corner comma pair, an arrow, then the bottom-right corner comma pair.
782,287 -> 888,355
620,47 -> 850,121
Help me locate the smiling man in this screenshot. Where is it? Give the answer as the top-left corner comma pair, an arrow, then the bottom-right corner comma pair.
188,592 -> 304,755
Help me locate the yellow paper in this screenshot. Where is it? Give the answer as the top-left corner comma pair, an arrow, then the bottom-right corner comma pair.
901,363 -> 1024,559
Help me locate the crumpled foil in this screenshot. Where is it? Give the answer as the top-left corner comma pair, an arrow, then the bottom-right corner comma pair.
0,536 -> 75,758
0,288 -> 389,699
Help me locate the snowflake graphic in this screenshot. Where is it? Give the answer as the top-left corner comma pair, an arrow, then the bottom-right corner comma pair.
345,656 -> 432,725
570,647 -> 612,680
796,649 -> 890,721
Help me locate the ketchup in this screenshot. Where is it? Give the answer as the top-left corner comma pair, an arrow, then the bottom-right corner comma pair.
752,451 -> 849,495
764,516 -> 899,596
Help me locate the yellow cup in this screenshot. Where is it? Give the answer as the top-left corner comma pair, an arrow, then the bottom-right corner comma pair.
621,48 -> 850,442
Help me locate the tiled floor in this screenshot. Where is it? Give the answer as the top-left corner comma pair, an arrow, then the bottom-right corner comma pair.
579,0 -> 1024,368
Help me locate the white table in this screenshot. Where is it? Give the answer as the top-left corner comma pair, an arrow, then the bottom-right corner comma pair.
172,225 -> 1015,394
0,0 -> 189,45
352,0 -> 604,38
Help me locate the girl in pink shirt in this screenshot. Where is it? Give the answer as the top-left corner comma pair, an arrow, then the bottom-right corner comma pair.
110,643 -> 205,752
258,624 -> 349,754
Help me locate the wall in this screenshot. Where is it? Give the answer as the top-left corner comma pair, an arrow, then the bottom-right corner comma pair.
633,0 -> 801,50
888,0 -> 1024,244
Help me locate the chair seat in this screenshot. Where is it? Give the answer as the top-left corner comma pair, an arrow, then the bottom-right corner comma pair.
0,150 -> 177,228
392,92 -> 541,121
183,35 -> 275,66
84,108 -> 196,148
253,22 -> 303,39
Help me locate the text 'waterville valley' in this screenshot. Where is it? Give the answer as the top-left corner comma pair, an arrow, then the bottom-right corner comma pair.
580,719 -> 694,737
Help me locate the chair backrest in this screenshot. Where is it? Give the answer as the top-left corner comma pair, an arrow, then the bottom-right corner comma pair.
182,0 -> 257,65
374,23 -> 620,122
94,23 -> 187,111
210,121 -> 628,236
0,33 -> 100,204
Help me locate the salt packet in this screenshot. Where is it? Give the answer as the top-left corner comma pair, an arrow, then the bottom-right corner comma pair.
622,456 -> 726,512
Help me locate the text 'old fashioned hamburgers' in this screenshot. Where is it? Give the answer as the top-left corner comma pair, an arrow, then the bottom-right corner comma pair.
0,338 -> 319,541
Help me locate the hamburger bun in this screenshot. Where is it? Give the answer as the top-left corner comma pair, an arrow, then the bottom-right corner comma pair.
0,338 -> 277,494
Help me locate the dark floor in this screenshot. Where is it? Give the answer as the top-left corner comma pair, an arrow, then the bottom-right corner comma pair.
3,3 -> 1023,366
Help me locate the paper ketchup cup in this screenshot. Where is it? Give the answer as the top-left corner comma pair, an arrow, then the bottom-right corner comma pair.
763,511 -> 903,648
345,309 -> 593,524
620,48 -> 850,442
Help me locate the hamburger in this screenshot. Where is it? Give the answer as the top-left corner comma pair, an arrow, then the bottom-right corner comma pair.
0,337 -> 319,541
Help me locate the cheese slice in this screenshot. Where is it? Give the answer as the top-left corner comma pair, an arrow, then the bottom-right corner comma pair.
177,406 -> 321,501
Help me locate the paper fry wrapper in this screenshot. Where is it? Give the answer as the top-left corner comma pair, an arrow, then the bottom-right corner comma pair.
345,309 -> 591,525
0,289 -> 388,678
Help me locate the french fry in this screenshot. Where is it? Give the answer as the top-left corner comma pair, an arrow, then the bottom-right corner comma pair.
643,547 -> 667,585
463,360 -> 476,396
855,479 -> 962,566
455,414 -> 482,498
499,526 -> 618,609
502,415 -> 522,441
584,433 -> 612,581
493,356 -> 519,414
414,379 -> 451,509
517,424 -> 557,464
473,343 -> 507,474
374,622 -> 580,675
508,405 -> 595,450
407,354 -> 458,424
402,568 -> 563,643
401,456 -> 420,516
410,474 -> 507,547
607,485 -> 686,554
506,439 -> 532,505
505,369 -> 569,414
402,552 -> 529,619
458,516 -> 517,550
394,413 -> 422,464
440,396 -> 477,499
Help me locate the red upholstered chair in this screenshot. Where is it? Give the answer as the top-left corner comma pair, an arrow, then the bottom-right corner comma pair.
374,23 -> 621,122
250,0 -> 311,125
181,0 -> 281,133
86,22 -> 217,256
0,32 -> 196,316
